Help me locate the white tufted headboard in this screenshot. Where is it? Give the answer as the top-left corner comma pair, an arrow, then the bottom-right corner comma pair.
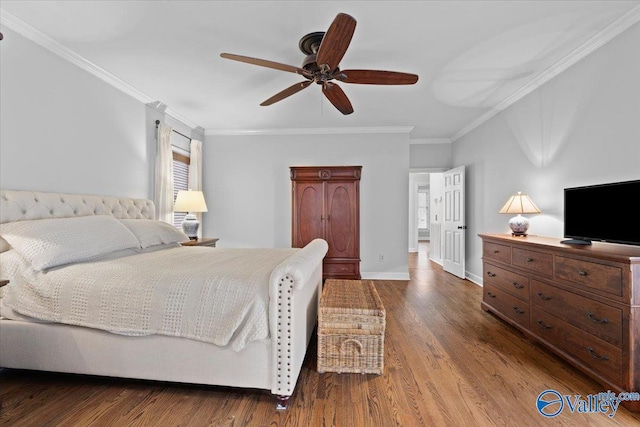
0,190 -> 155,253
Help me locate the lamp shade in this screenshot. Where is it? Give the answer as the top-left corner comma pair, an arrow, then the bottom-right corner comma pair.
174,190 -> 208,213
498,192 -> 541,215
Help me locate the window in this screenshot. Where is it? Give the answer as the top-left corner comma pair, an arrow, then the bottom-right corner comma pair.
172,151 -> 190,228
418,189 -> 429,230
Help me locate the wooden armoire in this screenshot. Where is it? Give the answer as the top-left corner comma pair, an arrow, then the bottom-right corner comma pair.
290,166 -> 361,280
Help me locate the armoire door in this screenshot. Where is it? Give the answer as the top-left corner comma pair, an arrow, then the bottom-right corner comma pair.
325,181 -> 358,260
292,181 -> 325,248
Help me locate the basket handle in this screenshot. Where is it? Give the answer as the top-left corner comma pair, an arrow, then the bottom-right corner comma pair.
340,339 -> 363,354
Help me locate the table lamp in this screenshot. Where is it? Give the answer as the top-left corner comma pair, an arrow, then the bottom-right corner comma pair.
174,190 -> 208,240
498,192 -> 541,236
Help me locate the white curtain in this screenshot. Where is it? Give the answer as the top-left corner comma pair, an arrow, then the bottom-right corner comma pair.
188,139 -> 204,237
154,124 -> 174,224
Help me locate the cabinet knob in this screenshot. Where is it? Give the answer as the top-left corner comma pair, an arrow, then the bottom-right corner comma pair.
536,291 -> 551,301
487,272 -> 496,277
525,257 -> 533,262
586,312 -> 608,324
587,347 -> 609,361
536,319 -> 551,329
579,270 -> 588,276
512,306 -> 525,315
512,282 -> 524,289
486,292 -> 496,298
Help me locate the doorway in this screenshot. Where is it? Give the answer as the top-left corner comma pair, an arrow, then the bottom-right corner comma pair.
409,171 -> 445,265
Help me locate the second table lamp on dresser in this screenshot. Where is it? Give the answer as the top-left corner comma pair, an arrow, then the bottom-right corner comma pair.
174,190 -> 208,240
498,191 -> 541,236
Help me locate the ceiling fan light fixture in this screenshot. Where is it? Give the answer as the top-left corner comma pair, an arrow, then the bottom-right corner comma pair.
220,13 -> 419,115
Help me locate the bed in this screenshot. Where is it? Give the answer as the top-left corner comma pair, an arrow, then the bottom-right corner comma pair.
0,189 -> 328,409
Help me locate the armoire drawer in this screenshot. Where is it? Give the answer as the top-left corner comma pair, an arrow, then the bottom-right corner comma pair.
512,247 -> 553,276
483,242 -> 511,265
484,262 -> 529,302
323,260 -> 360,279
531,280 -> 623,347
531,307 -> 623,385
483,284 -> 529,328
554,256 -> 623,297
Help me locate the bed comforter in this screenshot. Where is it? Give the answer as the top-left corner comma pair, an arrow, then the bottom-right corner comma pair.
2,245 -> 302,351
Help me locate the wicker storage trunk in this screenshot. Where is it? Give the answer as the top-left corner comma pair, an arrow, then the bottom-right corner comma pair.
318,279 -> 386,374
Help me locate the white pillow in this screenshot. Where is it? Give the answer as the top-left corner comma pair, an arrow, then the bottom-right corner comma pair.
119,219 -> 189,248
0,215 -> 141,271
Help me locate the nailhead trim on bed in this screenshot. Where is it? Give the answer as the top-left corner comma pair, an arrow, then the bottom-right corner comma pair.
275,275 -> 294,395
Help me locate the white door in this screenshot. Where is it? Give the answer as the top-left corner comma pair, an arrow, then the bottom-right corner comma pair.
443,166 -> 466,279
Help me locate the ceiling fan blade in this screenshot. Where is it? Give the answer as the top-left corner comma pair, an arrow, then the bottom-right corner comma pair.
336,70 -> 419,85
322,82 -> 354,115
220,53 -> 310,77
261,81 -> 312,106
316,13 -> 357,71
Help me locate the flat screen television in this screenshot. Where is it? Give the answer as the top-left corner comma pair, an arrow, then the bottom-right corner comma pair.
562,179 -> 640,246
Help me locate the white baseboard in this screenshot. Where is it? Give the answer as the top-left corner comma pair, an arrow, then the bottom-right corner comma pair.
465,271 -> 483,287
361,272 -> 411,281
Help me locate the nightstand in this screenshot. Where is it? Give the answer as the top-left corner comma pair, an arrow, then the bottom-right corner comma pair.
181,238 -> 219,247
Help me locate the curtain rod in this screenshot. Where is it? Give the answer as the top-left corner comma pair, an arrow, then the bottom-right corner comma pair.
155,119 -> 191,140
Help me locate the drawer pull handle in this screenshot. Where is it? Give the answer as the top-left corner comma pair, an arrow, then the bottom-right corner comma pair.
512,282 -> 524,289
586,312 -> 609,324
486,292 -> 496,298
579,270 -> 588,276
512,306 -> 525,314
493,250 -> 500,253
536,319 -> 551,329
487,272 -> 496,277
536,292 -> 552,301
587,347 -> 609,361
525,257 -> 534,262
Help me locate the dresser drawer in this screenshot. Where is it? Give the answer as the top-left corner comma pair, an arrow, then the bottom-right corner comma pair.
484,262 -> 529,302
483,242 -> 511,265
531,307 -> 623,385
483,284 -> 529,328
531,280 -> 623,347
512,247 -> 553,276
554,256 -> 623,297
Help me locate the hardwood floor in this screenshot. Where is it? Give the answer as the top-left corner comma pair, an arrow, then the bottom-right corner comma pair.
2,244 -> 640,426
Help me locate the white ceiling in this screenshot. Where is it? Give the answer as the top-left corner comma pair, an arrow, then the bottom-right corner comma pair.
2,1 -> 639,139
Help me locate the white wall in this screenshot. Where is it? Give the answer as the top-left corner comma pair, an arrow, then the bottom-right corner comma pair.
410,143 -> 453,169
452,22 -> 640,284
0,28 -> 152,198
202,132 -> 410,279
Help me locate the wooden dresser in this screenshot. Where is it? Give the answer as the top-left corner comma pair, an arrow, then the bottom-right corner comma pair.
479,233 -> 640,411
291,166 -> 361,280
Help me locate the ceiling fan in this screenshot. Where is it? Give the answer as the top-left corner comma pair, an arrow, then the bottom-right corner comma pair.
220,13 -> 419,115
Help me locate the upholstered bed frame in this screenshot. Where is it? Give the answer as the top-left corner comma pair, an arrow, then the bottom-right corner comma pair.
0,190 -> 323,409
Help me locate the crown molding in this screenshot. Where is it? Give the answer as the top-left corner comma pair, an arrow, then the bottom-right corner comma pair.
1,8 -> 201,131
450,4 -> 640,142
205,126 -> 414,136
410,138 -> 451,145
0,9 -> 155,104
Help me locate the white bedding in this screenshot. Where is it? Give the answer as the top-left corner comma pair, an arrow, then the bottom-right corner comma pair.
1,245 -> 301,351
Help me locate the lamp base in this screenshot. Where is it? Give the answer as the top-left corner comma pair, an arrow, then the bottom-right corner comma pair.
509,214 -> 530,236
181,213 -> 200,240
